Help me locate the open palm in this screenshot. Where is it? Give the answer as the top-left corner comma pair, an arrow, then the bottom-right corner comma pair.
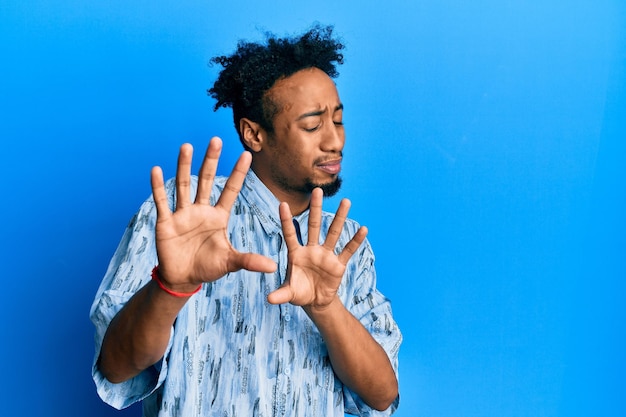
267,188 -> 367,309
151,137 -> 276,291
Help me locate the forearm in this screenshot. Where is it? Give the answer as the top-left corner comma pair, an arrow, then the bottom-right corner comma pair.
304,297 -> 398,411
99,280 -> 191,383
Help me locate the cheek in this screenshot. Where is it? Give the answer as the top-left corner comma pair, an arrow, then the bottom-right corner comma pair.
282,140 -> 308,165
271,145 -> 300,176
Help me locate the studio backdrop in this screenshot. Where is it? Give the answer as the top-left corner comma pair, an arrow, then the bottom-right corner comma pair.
1,1 -> 624,416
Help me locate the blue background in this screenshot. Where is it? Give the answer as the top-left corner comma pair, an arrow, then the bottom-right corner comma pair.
1,1 -> 624,416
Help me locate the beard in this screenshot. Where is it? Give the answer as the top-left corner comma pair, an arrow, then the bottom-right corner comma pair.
303,176 -> 342,197
271,170 -> 343,198
266,148 -> 344,198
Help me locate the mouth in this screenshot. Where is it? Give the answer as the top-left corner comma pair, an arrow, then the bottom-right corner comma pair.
316,158 -> 342,175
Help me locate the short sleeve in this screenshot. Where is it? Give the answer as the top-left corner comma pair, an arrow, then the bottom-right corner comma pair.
89,190 -> 172,409
341,236 -> 402,416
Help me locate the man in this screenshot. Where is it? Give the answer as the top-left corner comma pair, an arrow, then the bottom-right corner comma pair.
91,25 -> 401,416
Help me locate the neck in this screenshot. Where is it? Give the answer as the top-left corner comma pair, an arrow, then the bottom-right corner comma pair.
269,188 -> 311,216
250,166 -> 311,215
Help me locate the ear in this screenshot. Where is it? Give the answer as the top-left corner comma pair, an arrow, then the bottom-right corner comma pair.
239,118 -> 265,152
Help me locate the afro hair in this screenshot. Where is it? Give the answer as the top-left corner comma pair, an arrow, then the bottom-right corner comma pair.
208,24 -> 345,142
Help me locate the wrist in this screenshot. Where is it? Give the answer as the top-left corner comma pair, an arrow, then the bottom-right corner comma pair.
303,295 -> 343,320
151,266 -> 202,297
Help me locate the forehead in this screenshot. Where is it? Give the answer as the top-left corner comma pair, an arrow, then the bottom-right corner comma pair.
268,67 -> 341,114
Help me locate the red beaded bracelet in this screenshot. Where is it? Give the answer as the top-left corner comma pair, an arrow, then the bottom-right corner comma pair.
151,266 -> 202,297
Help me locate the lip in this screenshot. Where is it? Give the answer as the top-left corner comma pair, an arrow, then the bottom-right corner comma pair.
316,158 -> 342,175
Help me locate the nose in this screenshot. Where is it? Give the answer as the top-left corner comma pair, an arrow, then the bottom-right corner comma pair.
321,120 -> 344,152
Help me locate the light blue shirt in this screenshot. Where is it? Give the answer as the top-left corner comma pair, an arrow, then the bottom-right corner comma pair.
90,170 -> 401,416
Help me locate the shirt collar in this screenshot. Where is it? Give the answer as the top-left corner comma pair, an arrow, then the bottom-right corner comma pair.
240,170 -> 310,239
240,169 -> 282,237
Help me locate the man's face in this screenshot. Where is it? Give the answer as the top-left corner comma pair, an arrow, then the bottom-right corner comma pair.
259,67 -> 345,198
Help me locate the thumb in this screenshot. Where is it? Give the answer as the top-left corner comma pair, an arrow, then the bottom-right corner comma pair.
231,252 -> 277,274
267,286 -> 293,305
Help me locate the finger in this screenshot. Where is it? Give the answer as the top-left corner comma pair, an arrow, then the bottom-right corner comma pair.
151,166 -> 172,222
338,226 -> 368,265
195,137 -> 222,205
279,202 -> 301,250
307,188 -> 323,245
215,150 -> 252,211
175,143 -> 193,210
267,286 -> 293,305
323,198 -> 351,251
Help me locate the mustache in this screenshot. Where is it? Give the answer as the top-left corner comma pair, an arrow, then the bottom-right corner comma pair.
314,151 -> 343,165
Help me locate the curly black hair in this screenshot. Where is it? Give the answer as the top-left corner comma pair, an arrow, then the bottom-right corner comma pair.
208,24 -> 344,145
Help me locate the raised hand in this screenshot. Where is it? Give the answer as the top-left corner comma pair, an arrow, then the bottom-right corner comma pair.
267,187 -> 367,309
151,137 -> 277,292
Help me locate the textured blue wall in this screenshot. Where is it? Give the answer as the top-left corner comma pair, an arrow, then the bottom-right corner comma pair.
1,1 -> 624,416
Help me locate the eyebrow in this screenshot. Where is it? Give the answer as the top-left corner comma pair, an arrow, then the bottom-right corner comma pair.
296,104 -> 344,121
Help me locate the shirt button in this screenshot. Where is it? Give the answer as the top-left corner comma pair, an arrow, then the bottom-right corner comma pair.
284,313 -> 291,322
284,368 -> 291,376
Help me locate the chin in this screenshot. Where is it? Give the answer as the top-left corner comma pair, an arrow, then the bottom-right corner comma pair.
308,176 -> 342,197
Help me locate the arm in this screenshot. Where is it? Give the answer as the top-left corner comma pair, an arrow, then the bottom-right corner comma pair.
306,298 -> 398,411
99,137 -> 277,383
267,188 -> 398,411
98,278 -> 190,383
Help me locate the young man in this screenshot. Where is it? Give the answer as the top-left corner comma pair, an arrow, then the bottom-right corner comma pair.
91,25 -> 401,416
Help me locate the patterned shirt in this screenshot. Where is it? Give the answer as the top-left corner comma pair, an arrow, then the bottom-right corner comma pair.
90,170 -> 401,416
